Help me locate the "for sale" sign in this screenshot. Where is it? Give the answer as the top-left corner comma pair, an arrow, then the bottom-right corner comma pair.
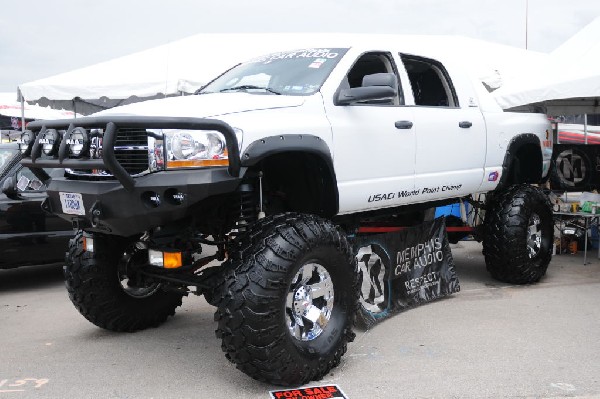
269,384 -> 348,399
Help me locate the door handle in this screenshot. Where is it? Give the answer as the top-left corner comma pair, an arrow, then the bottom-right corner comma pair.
395,120 -> 413,129
459,121 -> 473,128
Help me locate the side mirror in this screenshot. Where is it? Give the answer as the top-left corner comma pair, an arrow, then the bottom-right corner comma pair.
2,175 -> 20,200
336,73 -> 398,105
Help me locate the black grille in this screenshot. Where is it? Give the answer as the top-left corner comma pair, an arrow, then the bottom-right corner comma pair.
67,128 -> 149,179
115,128 -> 149,176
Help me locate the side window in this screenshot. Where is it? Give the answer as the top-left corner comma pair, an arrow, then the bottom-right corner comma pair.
401,55 -> 457,107
0,148 -> 17,170
341,52 -> 403,105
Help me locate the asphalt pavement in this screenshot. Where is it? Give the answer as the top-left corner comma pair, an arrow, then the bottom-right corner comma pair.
1,241 -> 600,399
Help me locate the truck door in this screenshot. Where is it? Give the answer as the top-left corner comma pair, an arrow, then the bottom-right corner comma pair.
324,51 -> 416,214
400,55 -> 486,201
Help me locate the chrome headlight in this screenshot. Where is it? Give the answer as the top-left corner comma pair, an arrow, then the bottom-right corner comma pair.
165,129 -> 229,169
18,130 -> 34,155
66,127 -> 89,158
39,129 -> 60,156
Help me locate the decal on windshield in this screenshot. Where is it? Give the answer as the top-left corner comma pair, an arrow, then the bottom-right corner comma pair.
309,58 -> 328,68
249,49 -> 342,64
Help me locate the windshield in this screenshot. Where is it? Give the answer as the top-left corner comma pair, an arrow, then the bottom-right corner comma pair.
199,48 -> 349,96
0,147 -> 18,173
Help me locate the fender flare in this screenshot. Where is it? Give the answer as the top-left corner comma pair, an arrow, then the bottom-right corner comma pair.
241,134 -> 339,215
498,133 -> 543,188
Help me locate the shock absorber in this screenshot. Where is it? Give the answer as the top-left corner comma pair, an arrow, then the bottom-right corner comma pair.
233,183 -> 257,233
257,171 -> 265,220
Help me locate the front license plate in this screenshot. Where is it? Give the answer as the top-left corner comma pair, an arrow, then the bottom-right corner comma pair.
59,192 -> 85,216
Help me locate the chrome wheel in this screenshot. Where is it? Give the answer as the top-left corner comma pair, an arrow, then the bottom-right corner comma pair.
118,250 -> 161,298
527,213 -> 542,258
119,275 -> 160,298
286,263 -> 334,341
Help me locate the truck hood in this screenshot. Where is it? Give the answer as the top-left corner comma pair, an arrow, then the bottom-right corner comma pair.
93,93 -> 306,118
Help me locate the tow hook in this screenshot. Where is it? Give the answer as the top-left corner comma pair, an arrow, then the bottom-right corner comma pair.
90,201 -> 102,227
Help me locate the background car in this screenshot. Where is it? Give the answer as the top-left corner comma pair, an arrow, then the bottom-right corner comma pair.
0,143 -> 73,269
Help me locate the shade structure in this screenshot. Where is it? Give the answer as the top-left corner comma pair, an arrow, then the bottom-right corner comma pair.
493,16 -> 600,115
18,33 -> 549,115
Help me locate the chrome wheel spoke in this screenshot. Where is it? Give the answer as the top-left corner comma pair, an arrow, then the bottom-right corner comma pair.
310,279 -> 333,300
286,262 -> 334,342
304,304 -> 323,323
300,264 -> 314,284
526,213 -> 543,259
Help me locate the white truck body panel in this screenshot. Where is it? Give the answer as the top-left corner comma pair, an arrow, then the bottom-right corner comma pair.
97,42 -> 553,215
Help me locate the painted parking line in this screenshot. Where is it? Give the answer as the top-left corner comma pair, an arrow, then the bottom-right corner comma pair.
0,378 -> 49,394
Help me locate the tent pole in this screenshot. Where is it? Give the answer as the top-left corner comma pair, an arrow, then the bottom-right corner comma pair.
584,114 -> 588,144
18,88 -> 25,132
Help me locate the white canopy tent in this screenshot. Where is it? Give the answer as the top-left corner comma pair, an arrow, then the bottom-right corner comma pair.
18,33 -> 349,114
0,92 -> 77,120
0,92 -> 78,139
493,16 -> 600,115
17,33 -> 550,115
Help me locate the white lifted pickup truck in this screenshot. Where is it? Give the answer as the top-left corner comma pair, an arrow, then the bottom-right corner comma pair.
20,38 -> 554,386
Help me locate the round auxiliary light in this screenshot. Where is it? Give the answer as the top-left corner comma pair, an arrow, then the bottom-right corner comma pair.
40,129 -> 60,156
67,127 -> 89,158
18,130 -> 34,155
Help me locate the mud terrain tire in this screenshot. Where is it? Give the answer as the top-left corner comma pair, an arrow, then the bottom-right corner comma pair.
483,184 -> 553,284
64,231 -> 183,332
215,213 -> 358,386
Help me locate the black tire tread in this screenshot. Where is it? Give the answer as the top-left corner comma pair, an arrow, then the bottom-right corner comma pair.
214,213 -> 358,386
483,184 -> 553,284
64,231 -> 183,332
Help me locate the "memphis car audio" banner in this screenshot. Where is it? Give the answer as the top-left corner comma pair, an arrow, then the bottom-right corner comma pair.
354,217 -> 460,327
551,144 -> 600,192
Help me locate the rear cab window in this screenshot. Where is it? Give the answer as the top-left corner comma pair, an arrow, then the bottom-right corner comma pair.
401,55 -> 458,107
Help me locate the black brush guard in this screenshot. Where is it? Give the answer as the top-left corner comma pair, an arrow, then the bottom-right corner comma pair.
21,116 -> 241,190
19,116 -> 243,236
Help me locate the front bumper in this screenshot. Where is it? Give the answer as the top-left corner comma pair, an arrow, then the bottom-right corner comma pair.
43,168 -> 244,236
21,116 -> 244,236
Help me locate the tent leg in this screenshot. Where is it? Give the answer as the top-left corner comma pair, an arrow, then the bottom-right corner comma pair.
19,90 -> 25,132
584,114 -> 588,144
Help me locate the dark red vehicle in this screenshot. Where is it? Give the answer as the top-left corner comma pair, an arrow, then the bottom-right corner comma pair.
557,123 -> 600,144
